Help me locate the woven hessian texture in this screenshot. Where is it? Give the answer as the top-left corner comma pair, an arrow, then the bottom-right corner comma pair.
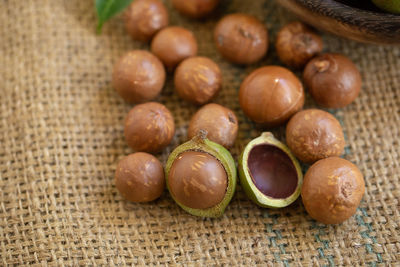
1,0 -> 399,266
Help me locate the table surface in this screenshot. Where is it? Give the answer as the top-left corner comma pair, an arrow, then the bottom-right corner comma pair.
0,0 -> 399,266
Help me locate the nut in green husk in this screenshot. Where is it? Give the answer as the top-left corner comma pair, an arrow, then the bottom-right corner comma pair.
165,130 -> 237,217
239,132 -> 303,208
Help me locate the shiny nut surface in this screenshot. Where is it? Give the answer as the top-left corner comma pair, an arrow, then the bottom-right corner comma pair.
115,152 -> 165,202
302,157 -> 365,224
174,57 -> 222,105
239,66 -> 304,127
304,53 -> 362,108
124,102 -> 175,153
214,13 -> 268,65
112,50 -> 166,103
151,26 -> 198,70
124,0 -> 169,42
286,109 -> 345,164
168,151 -> 228,209
188,103 -> 238,148
172,0 -> 219,18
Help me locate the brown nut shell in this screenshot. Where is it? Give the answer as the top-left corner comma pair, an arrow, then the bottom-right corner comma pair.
174,57 -> 222,105
151,26 -> 198,70
115,152 -> 165,202
239,66 -> 304,127
112,50 -> 166,103
303,53 -> 362,108
124,102 -> 175,153
286,109 -> 345,164
214,13 -> 268,65
302,157 -> 365,224
124,0 -> 169,42
168,150 -> 228,209
172,0 -> 219,18
276,21 -> 323,69
188,103 -> 238,148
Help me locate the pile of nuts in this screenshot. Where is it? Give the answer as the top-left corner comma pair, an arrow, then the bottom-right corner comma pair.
113,0 -> 365,224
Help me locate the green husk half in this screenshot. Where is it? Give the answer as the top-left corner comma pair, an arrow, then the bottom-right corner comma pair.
239,132 -> 302,208
165,131 -> 237,217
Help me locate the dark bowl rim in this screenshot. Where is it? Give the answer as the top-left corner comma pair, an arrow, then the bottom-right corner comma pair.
296,0 -> 400,25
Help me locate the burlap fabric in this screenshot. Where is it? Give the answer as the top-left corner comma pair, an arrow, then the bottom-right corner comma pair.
1,0 -> 399,266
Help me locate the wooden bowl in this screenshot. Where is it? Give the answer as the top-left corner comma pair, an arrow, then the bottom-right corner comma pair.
275,0 -> 400,44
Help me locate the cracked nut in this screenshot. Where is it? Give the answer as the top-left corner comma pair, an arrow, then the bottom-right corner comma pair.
239,132 -> 303,208
165,131 -> 237,217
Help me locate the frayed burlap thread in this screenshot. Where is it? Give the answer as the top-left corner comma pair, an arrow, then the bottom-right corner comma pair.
0,0 -> 399,266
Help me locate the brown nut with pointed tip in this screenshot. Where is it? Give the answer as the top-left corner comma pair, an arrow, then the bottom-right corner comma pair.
214,13 -> 268,65
112,50 -> 166,103
172,0 -> 219,18
303,53 -> 362,108
302,157 -> 365,224
239,66 -> 305,127
124,102 -> 175,153
276,21 -> 323,69
286,109 -> 345,164
188,103 -> 238,148
115,152 -> 165,202
168,150 -> 227,209
174,57 -> 222,105
151,26 -> 198,70
124,0 -> 169,42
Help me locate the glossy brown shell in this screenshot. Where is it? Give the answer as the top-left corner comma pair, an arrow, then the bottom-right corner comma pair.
276,21 -> 323,69
239,66 -> 304,127
124,0 -> 169,42
286,109 -> 345,164
302,157 -> 365,224
188,103 -> 238,148
171,0 -> 219,18
214,13 -> 268,65
168,151 -> 228,209
124,102 -> 175,153
151,26 -> 198,70
115,152 -> 165,202
303,53 -> 362,108
174,57 -> 222,105
112,50 -> 166,103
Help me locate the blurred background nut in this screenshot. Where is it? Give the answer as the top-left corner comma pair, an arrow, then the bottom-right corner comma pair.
151,26 -> 198,70
276,21 -> 323,69
214,13 -> 268,65
172,0 -> 220,18
124,0 -> 169,42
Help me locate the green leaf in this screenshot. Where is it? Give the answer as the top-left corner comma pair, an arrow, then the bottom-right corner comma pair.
95,0 -> 134,34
